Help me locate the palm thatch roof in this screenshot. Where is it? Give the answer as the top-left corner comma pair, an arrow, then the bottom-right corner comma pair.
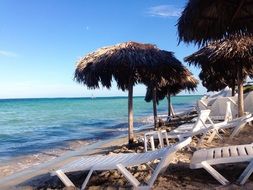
75,41 -> 186,90
199,68 -> 253,92
145,72 -> 198,103
198,68 -> 236,92
185,35 -> 253,73
177,0 -> 253,45
185,35 -> 253,91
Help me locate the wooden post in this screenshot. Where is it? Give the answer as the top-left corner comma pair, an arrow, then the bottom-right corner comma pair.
237,66 -> 244,117
232,84 -> 235,96
152,87 -> 158,129
167,93 -> 171,117
231,78 -> 236,96
170,103 -> 175,117
128,83 -> 134,144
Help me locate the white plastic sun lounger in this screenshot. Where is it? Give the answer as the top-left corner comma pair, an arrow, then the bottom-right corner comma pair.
190,143 -> 253,185
175,101 -> 232,134
206,113 -> 253,143
166,109 -> 213,140
144,104 -> 236,151
144,110 -> 212,151
209,99 -> 235,121
158,113 -> 253,148
51,137 -> 191,190
197,100 -> 234,122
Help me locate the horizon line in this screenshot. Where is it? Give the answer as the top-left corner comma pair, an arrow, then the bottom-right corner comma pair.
0,94 -> 204,100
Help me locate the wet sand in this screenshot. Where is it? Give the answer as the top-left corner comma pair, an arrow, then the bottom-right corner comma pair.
0,140 -> 92,178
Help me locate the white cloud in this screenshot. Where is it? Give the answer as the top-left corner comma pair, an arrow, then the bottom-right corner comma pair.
0,50 -> 17,57
147,5 -> 182,18
83,26 -> 90,31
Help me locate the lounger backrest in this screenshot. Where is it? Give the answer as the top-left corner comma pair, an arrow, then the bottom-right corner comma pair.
147,137 -> 191,187
227,113 -> 251,125
224,101 -> 233,122
197,99 -> 208,111
237,114 -> 253,127
210,98 -> 236,120
192,109 -> 211,133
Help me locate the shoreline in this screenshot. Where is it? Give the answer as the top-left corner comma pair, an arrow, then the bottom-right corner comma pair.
0,123 -> 153,178
0,138 -> 94,178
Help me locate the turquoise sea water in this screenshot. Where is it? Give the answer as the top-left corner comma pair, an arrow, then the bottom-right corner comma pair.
0,95 -> 201,162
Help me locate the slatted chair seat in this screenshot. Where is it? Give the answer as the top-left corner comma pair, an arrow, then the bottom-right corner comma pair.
56,148 -> 167,173
190,143 -> 253,185
51,137 -> 191,190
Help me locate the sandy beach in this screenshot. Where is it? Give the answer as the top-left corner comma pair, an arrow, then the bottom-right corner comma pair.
1,123 -> 253,190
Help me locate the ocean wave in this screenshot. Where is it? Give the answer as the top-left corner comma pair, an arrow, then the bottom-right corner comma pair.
115,127 -> 128,132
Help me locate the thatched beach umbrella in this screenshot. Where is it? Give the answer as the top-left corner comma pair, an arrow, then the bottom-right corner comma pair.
198,65 -> 239,95
185,35 -> 253,116
185,49 -> 240,94
145,72 -> 198,124
178,0 -> 253,45
144,79 -> 182,128
75,42 -> 187,144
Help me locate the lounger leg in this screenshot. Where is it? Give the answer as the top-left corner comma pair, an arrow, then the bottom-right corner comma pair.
147,154 -> 174,187
144,135 -> 148,152
207,130 -> 217,143
216,133 -> 223,140
55,170 -> 75,187
150,136 -> 155,151
207,129 -> 223,143
220,129 -> 228,134
237,160 -> 253,185
164,132 -> 169,146
230,123 -> 245,139
201,161 -> 229,185
81,169 -> 94,190
157,131 -> 164,148
116,164 -> 140,188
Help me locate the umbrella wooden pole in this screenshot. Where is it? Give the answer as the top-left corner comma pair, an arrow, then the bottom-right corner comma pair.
167,93 -> 171,117
232,80 -> 235,96
152,87 -> 158,128
237,67 -> 244,117
170,103 -> 175,117
128,84 -> 134,144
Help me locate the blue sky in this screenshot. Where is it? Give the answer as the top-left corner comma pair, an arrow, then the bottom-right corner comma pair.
0,0 -> 205,98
